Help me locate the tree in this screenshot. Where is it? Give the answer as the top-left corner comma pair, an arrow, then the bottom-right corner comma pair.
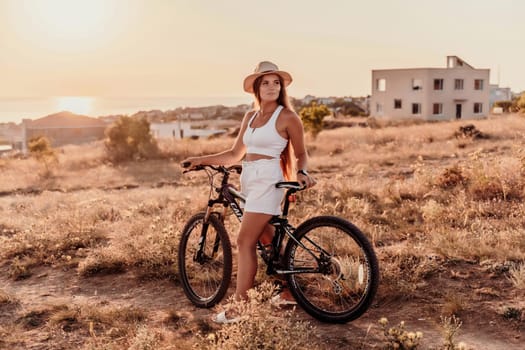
331,98 -> 365,116
104,116 -> 159,162
518,93 -> 525,114
28,136 -> 58,177
493,100 -> 513,113
299,102 -> 330,138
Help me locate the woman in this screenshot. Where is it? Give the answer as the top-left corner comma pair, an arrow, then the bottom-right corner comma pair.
182,61 -> 316,323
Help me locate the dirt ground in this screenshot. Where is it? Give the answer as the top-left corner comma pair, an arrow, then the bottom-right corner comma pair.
1,187 -> 523,349
1,263 -> 523,349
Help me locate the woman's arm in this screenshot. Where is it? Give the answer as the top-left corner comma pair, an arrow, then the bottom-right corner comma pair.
181,111 -> 253,168
282,109 -> 316,187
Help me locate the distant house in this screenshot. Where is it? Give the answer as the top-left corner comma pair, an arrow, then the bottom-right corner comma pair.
22,111 -> 108,152
370,56 -> 490,120
302,95 -> 316,105
300,95 -> 337,106
0,144 -> 13,155
318,97 -> 336,105
150,121 -> 225,140
489,84 -> 512,109
0,123 -> 22,150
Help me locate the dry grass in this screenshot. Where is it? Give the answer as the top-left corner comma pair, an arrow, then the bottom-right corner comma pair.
9,303 -> 150,349
1,114 -> 525,348
198,282 -> 319,350
0,289 -> 19,306
508,262 -> 525,290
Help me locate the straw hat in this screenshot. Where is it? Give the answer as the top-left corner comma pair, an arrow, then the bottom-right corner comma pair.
243,61 -> 293,93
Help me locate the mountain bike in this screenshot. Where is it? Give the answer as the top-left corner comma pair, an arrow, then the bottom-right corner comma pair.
178,163 -> 379,323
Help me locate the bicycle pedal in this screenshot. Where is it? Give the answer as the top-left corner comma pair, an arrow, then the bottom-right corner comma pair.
258,243 -> 273,255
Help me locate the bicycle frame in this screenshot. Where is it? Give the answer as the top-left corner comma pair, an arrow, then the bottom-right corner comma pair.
191,165 -> 331,276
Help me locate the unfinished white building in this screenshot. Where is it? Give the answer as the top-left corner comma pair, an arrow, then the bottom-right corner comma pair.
370,56 -> 490,120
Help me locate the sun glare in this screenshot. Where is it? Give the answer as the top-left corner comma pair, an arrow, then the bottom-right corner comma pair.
56,97 -> 94,116
7,0 -> 122,52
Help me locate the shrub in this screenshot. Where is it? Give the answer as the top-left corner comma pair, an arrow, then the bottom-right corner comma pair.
508,262 -> 525,289
436,165 -> 467,189
517,92 -> 525,114
28,136 -> 58,177
104,116 -> 159,162
501,306 -> 522,321
440,315 -> 465,350
299,102 -> 330,138
493,100 -> 513,113
200,282 -> 318,350
331,98 -> 365,116
378,317 -> 423,350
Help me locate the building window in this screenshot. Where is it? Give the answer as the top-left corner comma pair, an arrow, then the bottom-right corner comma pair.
412,79 -> 423,90
433,79 -> 444,90
394,99 -> 402,109
432,103 -> 443,115
376,103 -> 383,113
412,103 -> 421,115
474,103 -> 483,114
454,79 -> 464,90
376,78 -> 386,92
474,79 -> 484,90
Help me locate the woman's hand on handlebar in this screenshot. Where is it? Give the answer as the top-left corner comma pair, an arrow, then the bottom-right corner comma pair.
297,172 -> 317,189
181,157 -> 202,169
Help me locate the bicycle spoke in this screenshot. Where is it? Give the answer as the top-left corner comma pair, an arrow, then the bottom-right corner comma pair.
178,213 -> 232,307
285,216 -> 379,323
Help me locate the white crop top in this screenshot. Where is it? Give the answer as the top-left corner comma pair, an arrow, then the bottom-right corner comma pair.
243,105 -> 288,158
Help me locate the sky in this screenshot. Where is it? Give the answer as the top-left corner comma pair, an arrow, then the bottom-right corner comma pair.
1,0 -> 524,100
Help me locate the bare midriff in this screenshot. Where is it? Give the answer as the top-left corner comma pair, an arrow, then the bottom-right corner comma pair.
245,153 -> 275,162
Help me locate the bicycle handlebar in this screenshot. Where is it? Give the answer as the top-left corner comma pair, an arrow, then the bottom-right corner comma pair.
181,163 -> 305,192
181,162 -> 242,175
276,181 -> 306,191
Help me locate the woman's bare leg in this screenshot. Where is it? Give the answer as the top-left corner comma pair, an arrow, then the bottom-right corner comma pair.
259,223 -> 275,246
235,212 -> 272,300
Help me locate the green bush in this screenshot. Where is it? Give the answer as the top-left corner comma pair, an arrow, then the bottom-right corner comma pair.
104,116 -> 159,162
299,102 -> 330,138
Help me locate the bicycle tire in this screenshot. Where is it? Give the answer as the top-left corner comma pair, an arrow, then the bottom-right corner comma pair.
283,216 -> 379,323
178,212 -> 232,308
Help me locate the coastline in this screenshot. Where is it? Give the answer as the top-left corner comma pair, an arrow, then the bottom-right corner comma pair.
0,96 -> 252,124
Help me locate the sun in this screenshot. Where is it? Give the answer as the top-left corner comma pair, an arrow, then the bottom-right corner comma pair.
6,0 -> 122,52
55,97 -> 94,115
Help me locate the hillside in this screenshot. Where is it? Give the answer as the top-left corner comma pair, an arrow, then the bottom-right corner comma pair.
1,114 -> 524,349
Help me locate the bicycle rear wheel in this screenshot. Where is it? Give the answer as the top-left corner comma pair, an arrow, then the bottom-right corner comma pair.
284,216 -> 379,323
178,212 -> 232,308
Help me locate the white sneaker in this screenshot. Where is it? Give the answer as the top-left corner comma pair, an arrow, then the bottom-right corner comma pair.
212,310 -> 242,324
270,294 -> 297,306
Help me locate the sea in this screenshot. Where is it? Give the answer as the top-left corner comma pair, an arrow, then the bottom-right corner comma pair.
0,96 -> 252,124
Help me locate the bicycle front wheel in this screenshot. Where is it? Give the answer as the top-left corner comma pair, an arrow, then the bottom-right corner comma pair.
178,212 -> 232,308
284,216 -> 379,323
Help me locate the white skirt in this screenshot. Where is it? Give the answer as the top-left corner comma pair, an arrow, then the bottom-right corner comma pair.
240,158 -> 285,215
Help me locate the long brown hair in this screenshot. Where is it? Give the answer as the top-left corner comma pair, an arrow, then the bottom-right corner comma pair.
252,74 -> 295,180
